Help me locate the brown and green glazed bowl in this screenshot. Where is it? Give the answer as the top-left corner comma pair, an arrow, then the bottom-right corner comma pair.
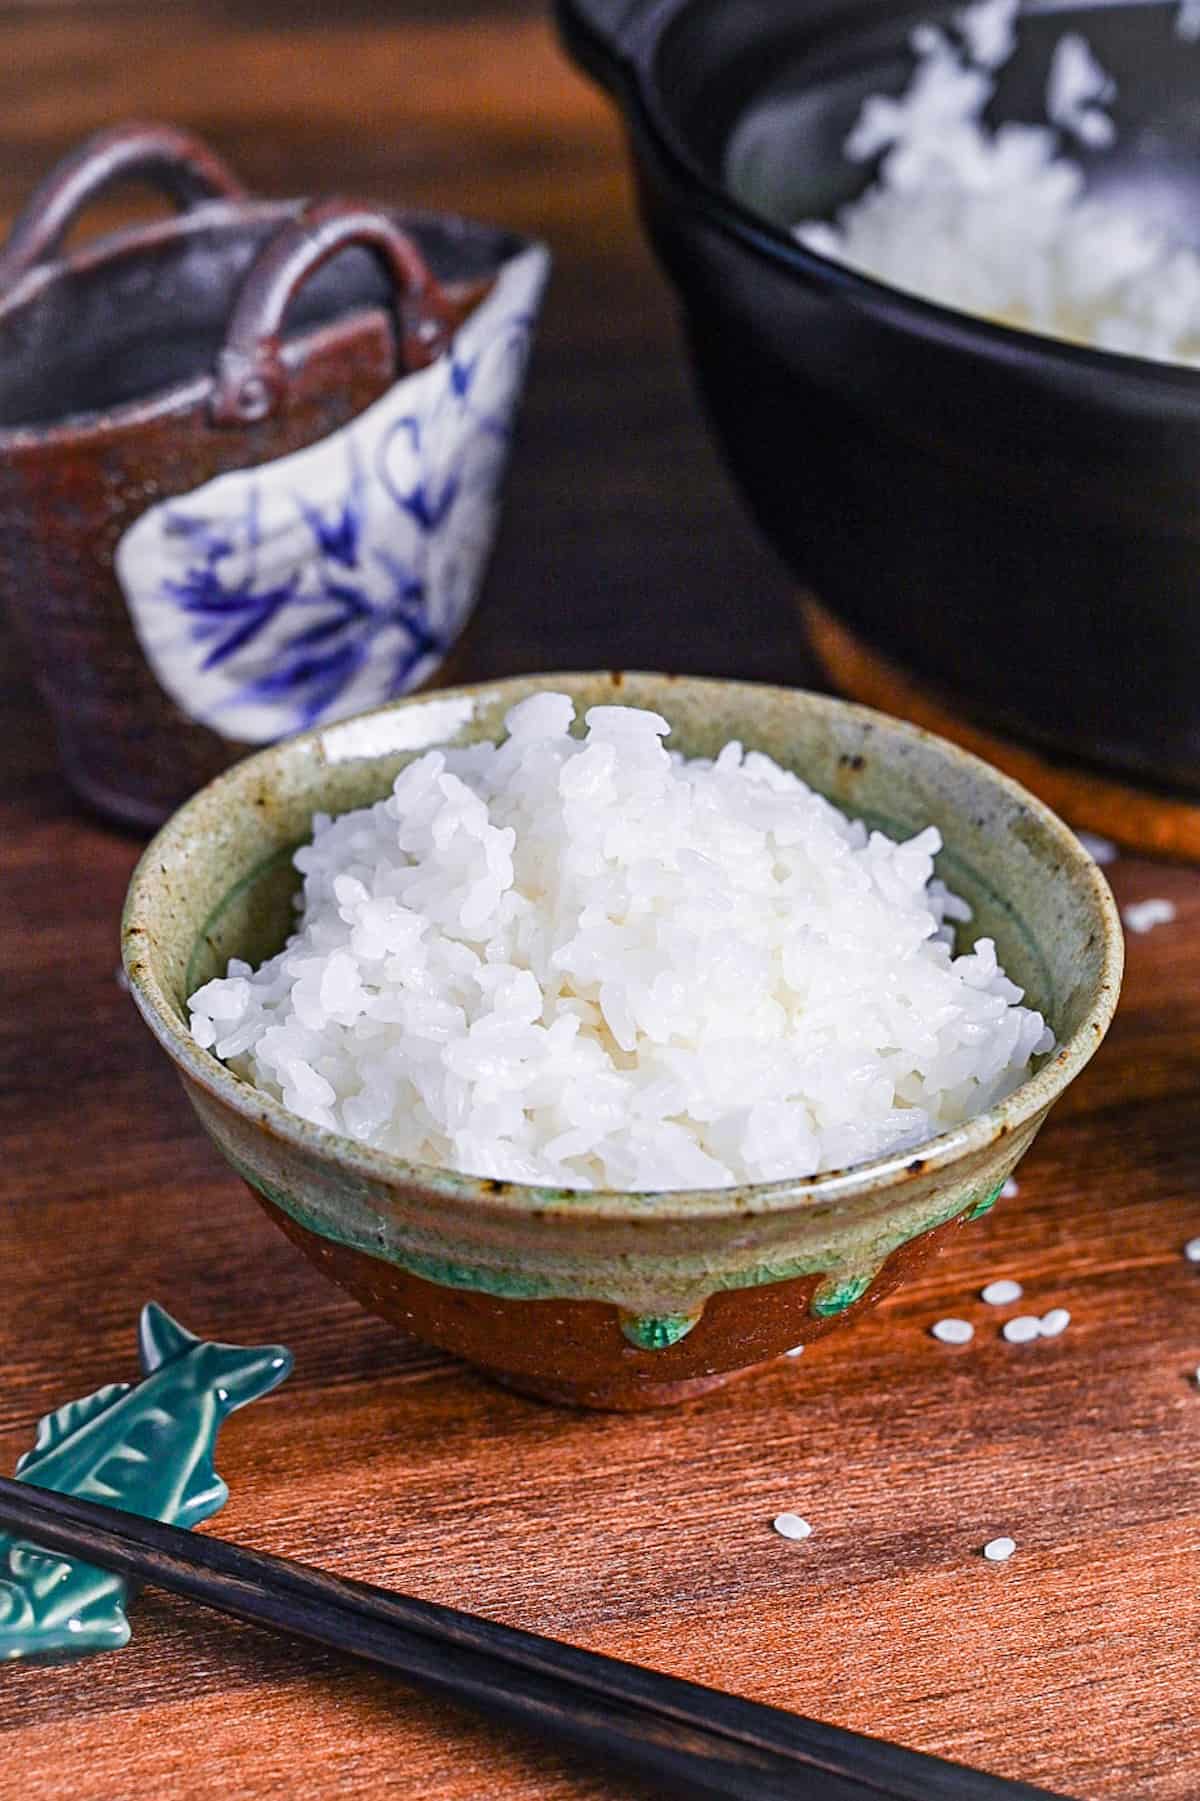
122,674 -> 1123,1410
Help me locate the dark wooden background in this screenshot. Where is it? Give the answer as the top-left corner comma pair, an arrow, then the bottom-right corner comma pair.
2,5 -> 1199,1798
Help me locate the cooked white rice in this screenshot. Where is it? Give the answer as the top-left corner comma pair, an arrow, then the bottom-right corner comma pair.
796,0 -> 1200,368
188,693 -> 1053,1191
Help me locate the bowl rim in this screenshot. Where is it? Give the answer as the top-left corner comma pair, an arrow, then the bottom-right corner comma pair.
578,0 -> 1200,398
123,671 -> 1124,1224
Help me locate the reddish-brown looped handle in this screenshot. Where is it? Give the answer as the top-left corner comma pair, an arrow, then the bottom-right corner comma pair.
211,199 -> 459,427
0,121 -> 247,289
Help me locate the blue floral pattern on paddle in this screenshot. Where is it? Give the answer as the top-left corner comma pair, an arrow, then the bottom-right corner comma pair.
115,244 -> 549,742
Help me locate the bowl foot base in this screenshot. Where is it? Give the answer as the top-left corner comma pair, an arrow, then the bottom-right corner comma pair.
483,1364 -> 748,1412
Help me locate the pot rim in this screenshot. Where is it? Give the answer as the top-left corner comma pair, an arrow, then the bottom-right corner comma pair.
562,0 -> 1200,400
122,672 -> 1125,1226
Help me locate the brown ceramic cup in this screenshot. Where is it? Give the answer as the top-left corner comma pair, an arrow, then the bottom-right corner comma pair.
0,123 -> 548,829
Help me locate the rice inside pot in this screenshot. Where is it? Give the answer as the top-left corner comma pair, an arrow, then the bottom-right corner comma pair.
188,693 -> 1053,1190
796,0 -> 1200,368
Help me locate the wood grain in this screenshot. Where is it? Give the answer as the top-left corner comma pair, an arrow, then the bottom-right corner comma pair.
0,1482 -> 1069,1801
0,5 -> 1196,1800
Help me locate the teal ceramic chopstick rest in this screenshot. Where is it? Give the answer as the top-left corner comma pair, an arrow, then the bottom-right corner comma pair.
0,1302 -> 291,1660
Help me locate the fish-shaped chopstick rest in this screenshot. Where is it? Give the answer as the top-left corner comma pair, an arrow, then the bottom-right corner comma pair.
0,1302 -> 291,1660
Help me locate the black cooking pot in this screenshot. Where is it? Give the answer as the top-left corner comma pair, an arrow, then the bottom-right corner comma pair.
557,0 -> 1200,795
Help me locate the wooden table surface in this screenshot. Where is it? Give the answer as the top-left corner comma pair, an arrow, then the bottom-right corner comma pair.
2,4 -> 1198,1797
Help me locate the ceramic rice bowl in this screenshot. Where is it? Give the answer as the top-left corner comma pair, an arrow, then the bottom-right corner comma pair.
122,674 -> 1122,1409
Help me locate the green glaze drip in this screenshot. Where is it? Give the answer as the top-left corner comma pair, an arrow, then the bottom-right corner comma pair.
966,1179 -> 1006,1221
238,1168 -> 552,1300
240,1162 -> 988,1310
811,1271 -> 875,1317
0,1303 -> 291,1662
619,1312 -> 700,1350
386,1252 -> 550,1300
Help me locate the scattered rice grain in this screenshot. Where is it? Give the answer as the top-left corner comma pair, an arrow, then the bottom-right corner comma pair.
1039,1307 -> 1071,1337
931,1317 -> 975,1345
1122,899 -> 1177,935
1183,1238 -> 1200,1264
981,1278 -> 1022,1306
773,1513 -> 813,1541
1002,1315 -> 1043,1344
983,1536 -> 1016,1562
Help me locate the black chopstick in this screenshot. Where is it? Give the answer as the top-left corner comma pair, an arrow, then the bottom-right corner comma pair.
0,1476 -> 1070,1801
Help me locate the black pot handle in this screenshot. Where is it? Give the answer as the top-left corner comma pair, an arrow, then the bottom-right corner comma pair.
0,121 -> 247,288
210,198 -> 488,427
